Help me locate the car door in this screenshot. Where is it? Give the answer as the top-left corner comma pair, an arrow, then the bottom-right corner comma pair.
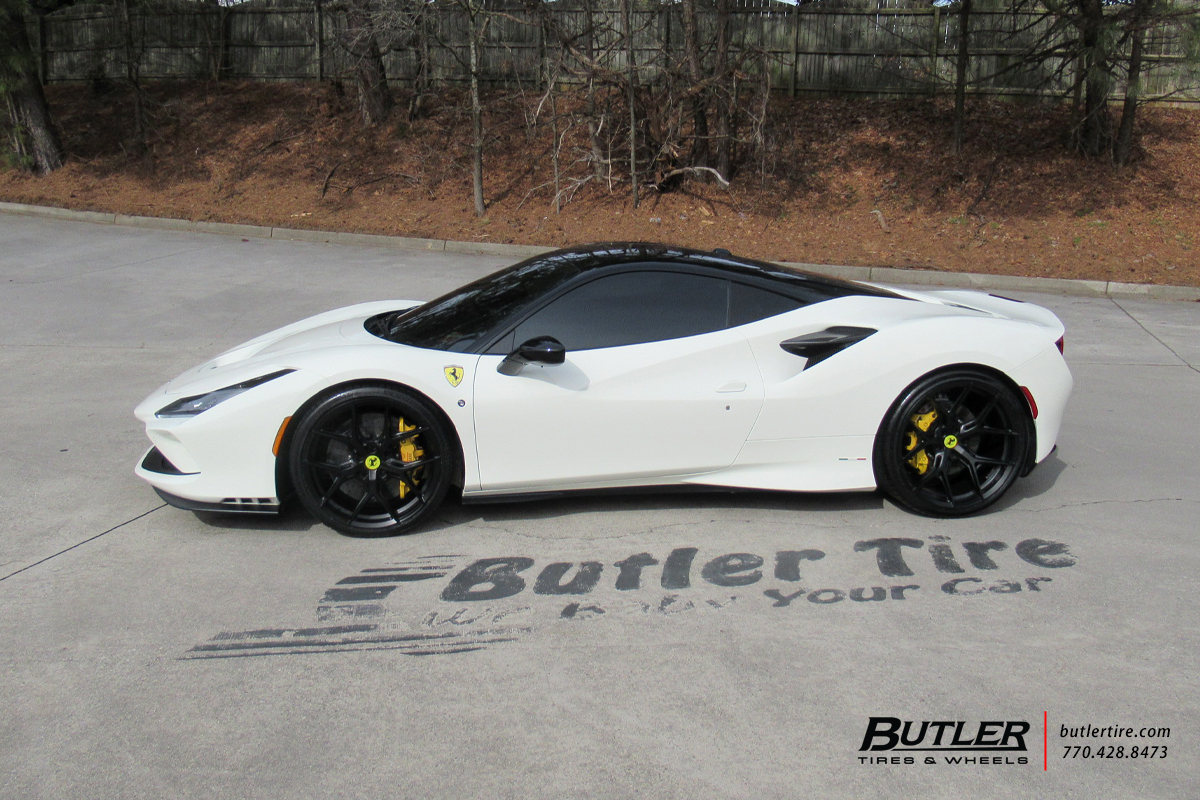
471,269 -> 766,491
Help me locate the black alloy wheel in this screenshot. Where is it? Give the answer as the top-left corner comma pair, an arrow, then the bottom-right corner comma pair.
873,368 -> 1033,517
289,385 -> 455,536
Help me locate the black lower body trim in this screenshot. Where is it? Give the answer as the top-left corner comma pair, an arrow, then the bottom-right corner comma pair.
154,488 -> 280,515
141,447 -> 195,476
459,484 -> 741,506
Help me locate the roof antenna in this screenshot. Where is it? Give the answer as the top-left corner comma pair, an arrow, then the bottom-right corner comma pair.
712,248 -> 732,257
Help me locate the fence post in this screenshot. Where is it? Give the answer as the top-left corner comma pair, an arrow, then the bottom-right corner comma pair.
789,1 -> 799,98
929,7 -> 940,97
315,0 -> 325,81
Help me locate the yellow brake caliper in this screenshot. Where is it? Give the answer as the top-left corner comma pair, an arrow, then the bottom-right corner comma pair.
397,417 -> 424,498
906,408 -> 937,474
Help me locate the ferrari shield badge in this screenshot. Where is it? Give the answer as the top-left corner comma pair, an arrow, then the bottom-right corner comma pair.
444,365 -> 464,387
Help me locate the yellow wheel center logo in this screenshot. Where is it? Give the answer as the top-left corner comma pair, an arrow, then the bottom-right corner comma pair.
943,435 -> 959,449
444,366 -> 464,387
364,455 -> 381,470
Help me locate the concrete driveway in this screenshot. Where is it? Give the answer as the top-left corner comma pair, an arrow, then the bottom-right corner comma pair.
1,213 -> 1197,799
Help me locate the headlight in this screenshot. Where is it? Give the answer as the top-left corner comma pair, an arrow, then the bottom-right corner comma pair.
155,370 -> 294,418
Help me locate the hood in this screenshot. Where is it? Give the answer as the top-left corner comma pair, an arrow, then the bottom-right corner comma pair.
161,299 -> 421,396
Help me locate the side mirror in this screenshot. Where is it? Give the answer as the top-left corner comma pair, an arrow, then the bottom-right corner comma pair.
498,336 -> 567,376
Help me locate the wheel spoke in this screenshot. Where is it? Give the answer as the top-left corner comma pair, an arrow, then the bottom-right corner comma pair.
950,449 -> 985,500
938,469 -> 956,507
384,455 -> 440,473
976,393 -> 1000,422
303,458 -> 350,474
979,425 -> 1020,437
315,429 -> 354,446
368,479 -> 404,524
976,456 -> 1018,467
387,426 -> 429,445
351,404 -> 365,448
957,444 -> 1017,468
395,469 -> 421,499
345,491 -> 370,526
958,394 -> 1000,436
318,473 -> 351,508
929,394 -> 959,428
904,425 -> 935,449
916,450 -> 948,488
947,386 -> 972,420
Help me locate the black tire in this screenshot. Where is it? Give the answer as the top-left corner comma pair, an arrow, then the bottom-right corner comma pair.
873,368 -> 1033,517
289,385 -> 455,537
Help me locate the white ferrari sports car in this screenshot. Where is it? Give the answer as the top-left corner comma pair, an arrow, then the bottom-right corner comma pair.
135,243 -> 1072,536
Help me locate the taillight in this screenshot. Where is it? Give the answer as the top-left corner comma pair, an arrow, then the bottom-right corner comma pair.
1055,335 -> 1064,354
1020,386 -> 1039,419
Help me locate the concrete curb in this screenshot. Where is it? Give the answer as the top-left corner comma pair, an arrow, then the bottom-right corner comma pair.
3,200 -> 1198,301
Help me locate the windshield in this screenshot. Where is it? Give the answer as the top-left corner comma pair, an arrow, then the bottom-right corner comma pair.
371,249 -> 605,352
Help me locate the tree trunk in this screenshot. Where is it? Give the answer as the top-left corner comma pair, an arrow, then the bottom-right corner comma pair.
0,7 -> 63,174
714,0 -> 732,180
952,0 -> 972,154
1115,17 -> 1145,166
582,0 -> 605,181
540,16 -> 561,213
623,0 -> 638,207
408,6 -> 431,121
1077,0 -> 1112,157
118,0 -> 149,155
680,0 -> 709,169
1068,53 -> 1085,151
345,0 -> 392,127
469,1 -> 485,217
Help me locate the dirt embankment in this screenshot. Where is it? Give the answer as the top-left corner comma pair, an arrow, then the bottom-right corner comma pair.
2,81 -> 1197,286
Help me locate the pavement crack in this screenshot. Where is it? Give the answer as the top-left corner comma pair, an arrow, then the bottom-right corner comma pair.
1109,298 -> 1198,373
1023,497 -> 1193,513
0,505 -> 166,582
9,245 -> 221,286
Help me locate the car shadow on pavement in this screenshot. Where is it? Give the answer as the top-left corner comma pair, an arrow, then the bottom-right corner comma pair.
432,486 -> 887,530
978,452 -> 1069,515
192,503 -> 322,532
184,456 -> 1066,535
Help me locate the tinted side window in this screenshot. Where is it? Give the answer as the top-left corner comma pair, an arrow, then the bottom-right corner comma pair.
512,271 -> 728,351
730,282 -> 805,326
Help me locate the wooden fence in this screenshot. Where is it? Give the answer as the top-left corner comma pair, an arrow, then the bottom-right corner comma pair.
26,1 -> 1200,103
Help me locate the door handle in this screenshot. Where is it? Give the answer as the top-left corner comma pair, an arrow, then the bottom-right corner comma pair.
716,381 -> 746,393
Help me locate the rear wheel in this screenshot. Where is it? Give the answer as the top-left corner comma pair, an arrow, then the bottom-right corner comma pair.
289,386 -> 454,536
873,368 -> 1032,516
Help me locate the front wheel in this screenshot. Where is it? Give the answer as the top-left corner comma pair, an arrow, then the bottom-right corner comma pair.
289,385 -> 455,536
873,368 -> 1033,517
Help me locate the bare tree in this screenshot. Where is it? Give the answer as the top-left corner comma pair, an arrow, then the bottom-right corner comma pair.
952,0 -> 973,154
116,0 -> 151,154
581,0 -> 607,181
713,0 -> 734,180
623,0 -> 638,206
336,0 -> 394,126
679,0 -> 710,169
1037,0 -> 1200,158
1113,0 -> 1200,165
467,0 -> 486,216
1,0 -> 63,173
1075,0 -> 1112,155
1115,0 -> 1153,164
